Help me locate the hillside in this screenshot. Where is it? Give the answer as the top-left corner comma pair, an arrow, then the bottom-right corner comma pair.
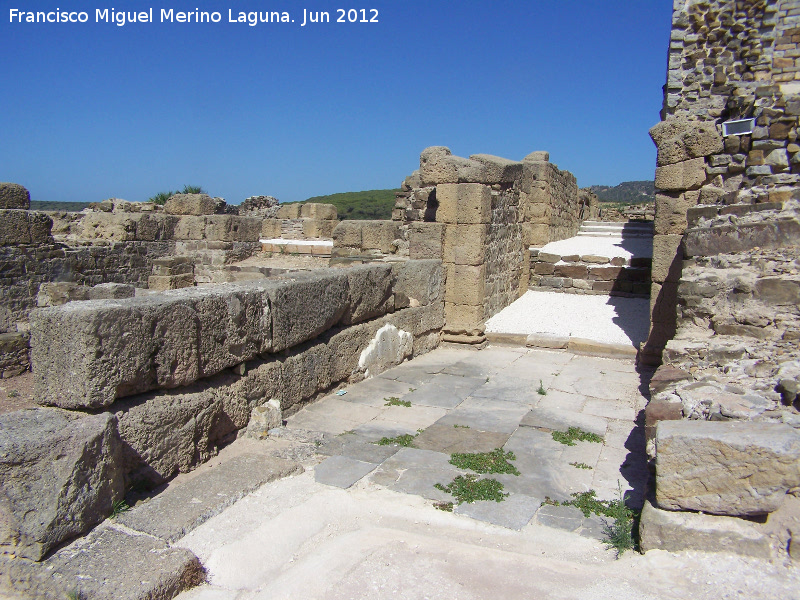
589,181 -> 655,204
300,189 -> 398,220
30,200 -> 93,212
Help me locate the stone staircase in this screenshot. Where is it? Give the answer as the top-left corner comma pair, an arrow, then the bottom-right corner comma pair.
529,219 -> 654,298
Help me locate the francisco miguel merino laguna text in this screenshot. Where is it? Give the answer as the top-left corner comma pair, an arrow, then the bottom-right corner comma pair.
8,8 -> 380,27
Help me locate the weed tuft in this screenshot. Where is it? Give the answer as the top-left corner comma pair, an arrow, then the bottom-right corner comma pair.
435,474 -> 507,504
453,424 -> 470,429
434,501 -> 454,512
384,397 -> 411,407
66,590 -> 87,600
375,433 -> 417,447
552,427 -> 604,446
537,380 -> 547,395
110,499 -> 130,519
569,461 -> 593,470
449,448 -> 520,475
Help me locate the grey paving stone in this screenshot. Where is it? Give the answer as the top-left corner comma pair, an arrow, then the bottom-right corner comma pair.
470,377 -> 542,405
0,526 -> 203,600
412,423 -> 510,454
535,504 -> 585,532
403,373 -> 486,409
582,398 -> 638,421
118,454 -> 302,542
577,514 -> 608,540
314,455 -> 377,489
339,377 -> 415,406
369,447 -> 464,501
495,472 -> 574,503
441,360 -> 494,378
377,363 -> 438,387
454,493 -> 543,530
436,397 -> 529,434
520,406 -> 608,438
503,427 -> 564,461
350,422 -> 419,443
316,436 -> 401,463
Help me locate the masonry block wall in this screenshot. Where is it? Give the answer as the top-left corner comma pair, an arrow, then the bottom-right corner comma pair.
643,0 -> 800,365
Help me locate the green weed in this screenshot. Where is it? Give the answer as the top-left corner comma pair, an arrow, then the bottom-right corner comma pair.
449,448 -> 520,476
537,380 -> 547,395
375,433 -> 417,447
384,397 -> 411,407
569,462 -> 593,470
453,424 -> 470,429
552,427 -> 604,446
109,499 -> 129,519
66,590 -> 86,600
434,501 -> 454,512
435,474 -> 507,504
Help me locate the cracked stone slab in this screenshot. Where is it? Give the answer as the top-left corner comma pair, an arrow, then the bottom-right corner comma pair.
403,373 -> 485,409
369,447 -> 464,501
0,526 -> 203,600
314,455 -> 377,489
520,406 -> 608,438
454,493 -> 543,530
316,435 -> 401,463
412,423 -> 510,454
436,397 -> 529,434
118,454 -> 302,542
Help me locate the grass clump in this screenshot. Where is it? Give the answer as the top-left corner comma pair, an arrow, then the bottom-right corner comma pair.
435,474 -> 507,504
375,433 -> 417,447
149,184 -> 206,205
453,424 -> 470,429
67,590 -> 87,600
109,499 -> 130,519
384,397 -> 411,407
552,427 -> 604,446
449,448 -> 520,476
433,501 -> 454,512
537,380 -> 547,395
569,462 -> 593,470
543,487 -> 638,558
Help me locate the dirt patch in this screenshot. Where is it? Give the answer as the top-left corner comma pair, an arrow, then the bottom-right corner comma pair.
0,372 -> 37,414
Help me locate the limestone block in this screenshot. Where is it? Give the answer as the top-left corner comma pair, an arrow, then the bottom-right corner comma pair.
302,218 -> 337,239
390,302 -> 446,337
164,193 -> 217,215
358,323 -> 412,377
327,320 -> 377,383
650,119 -> 723,166
654,192 -> 697,235
31,282 -> 275,408
522,151 -> 549,162
332,220 -> 363,248
684,218 -> 800,256
651,234 -> 683,283
0,210 -> 53,245
443,224 -> 489,265
436,183 -> 491,225
654,157 -> 707,190
444,303 -> 484,335
420,146 -> 459,185
279,343 -> 333,406
261,218 -> 282,239
655,420 -> 800,516
88,283 -> 136,300
523,222 -> 550,246
36,282 -> 90,307
115,384 -> 232,487
639,498 -> 772,558
0,408 -> 124,560
342,264 -> 394,325
245,399 -> 283,438
445,263 -> 486,305
755,277 -> 800,305
148,273 -> 195,290
204,215 -> 262,242
392,259 -> 445,309
268,270 -> 349,353
408,222 -> 444,259
300,203 -> 337,220
173,215 -> 207,240
276,204 -> 301,219
469,154 -> 523,183
0,183 -> 31,209
151,256 -> 193,276
361,221 -> 401,253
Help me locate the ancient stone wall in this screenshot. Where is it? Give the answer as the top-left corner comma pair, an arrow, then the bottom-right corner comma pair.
2,260 -> 444,561
645,0 -> 800,365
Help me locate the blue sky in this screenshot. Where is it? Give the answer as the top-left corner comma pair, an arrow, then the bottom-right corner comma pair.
1,1 -> 673,204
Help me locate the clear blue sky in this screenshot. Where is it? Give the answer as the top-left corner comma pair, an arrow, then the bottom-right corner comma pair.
1,1 -> 673,204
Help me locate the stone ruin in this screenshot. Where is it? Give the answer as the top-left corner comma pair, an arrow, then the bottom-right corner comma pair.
639,0 -> 800,559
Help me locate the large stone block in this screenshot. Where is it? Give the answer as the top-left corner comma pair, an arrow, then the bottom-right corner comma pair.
80,212 -> 177,241
655,420 -> 800,516
0,183 -> 30,209
279,343 -> 333,405
115,381 -> 239,487
650,119 -> 723,166
436,183 -> 492,225
300,203 -> 337,220
202,215 -> 261,242
754,277 -> 800,306
444,302 -> 484,335
445,263 -> 486,305
443,223 -> 489,265
420,146 -> 459,185
683,218 -> 800,256
360,221 -> 401,253
468,154 -> 523,183
0,408 -> 124,560
342,264 -> 394,325
302,218 -> 337,239
639,498 -> 772,558
276,203 -> 301,219
332,220 -> 363,248
164,193 -> 217,215
261,218 -> 282,239
0,210 -> 53,245
651,234 -> 683,283
409,222 -> 444,259
31,282 -> 274,408
267,270 -> 349,353
654,192 -> 697,235
392,259 -> 445,309
654,157 -> 707,191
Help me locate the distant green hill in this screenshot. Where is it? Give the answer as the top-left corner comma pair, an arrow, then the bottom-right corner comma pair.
300,189 -> 398,220
589,181 -> 655,204
31,200 -> 93,212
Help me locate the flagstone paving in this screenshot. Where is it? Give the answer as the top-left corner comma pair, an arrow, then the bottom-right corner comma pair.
288,344 -> 650,533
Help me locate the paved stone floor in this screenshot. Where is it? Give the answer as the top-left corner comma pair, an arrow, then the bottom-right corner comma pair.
171,345 -> 800,599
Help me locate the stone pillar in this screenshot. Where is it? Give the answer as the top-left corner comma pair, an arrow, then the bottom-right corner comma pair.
438,183 -> 492,344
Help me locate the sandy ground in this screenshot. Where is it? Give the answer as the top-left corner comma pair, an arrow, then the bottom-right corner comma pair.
536,236 -> 653,261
